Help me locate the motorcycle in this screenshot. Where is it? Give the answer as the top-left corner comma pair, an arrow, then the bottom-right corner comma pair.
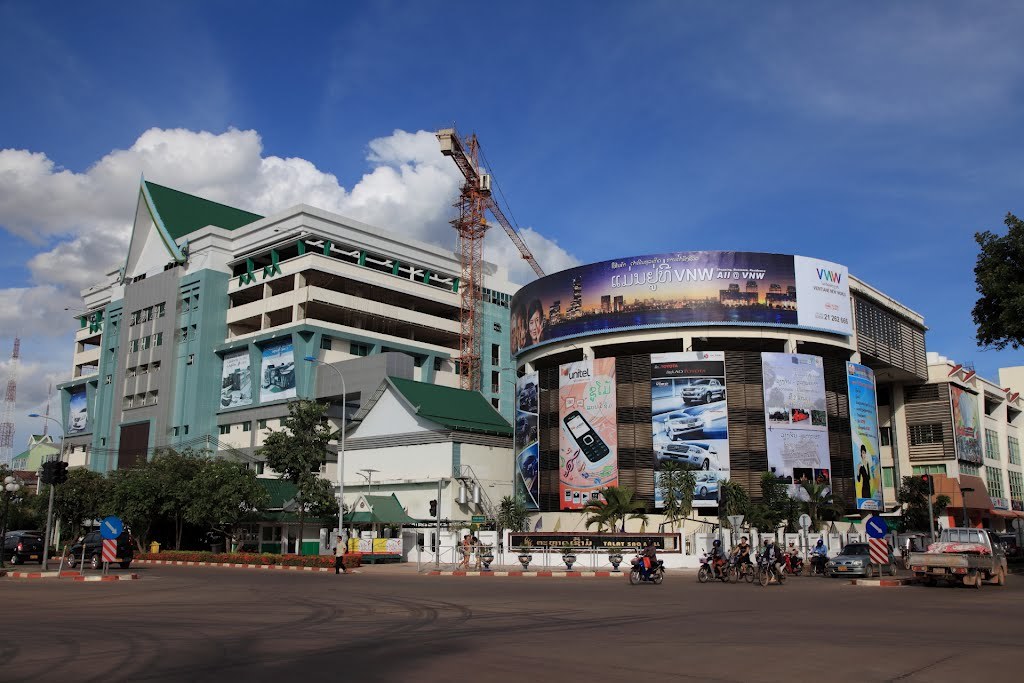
629,555 -> 665,585
808,553 -> 828,576
756,555 -> 786,587
727,554 -> 755,583
782,554 -> 804,576
697,553 -> 729,583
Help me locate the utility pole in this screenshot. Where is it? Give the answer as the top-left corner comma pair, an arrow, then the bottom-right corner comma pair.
436,478 -> 442,569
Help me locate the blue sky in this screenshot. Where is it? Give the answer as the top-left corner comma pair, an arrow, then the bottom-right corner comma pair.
2,1 -> 1024,448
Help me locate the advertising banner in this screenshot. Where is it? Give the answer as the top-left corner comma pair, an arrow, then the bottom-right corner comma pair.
220,349 -> 253,408
950,385 -> 982,464
259,340 -> 296,403
515,372 -> 540,510
762,353 -> 831,499
510,251 -> 851,355
651,352 -> 729,509
847,362 -> 882,511
508,532 -> 680,552
558,358 -> 617,509
67,387 -> 88,434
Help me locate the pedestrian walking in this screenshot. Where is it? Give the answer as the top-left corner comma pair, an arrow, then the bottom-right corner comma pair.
460,534 -> 472,569
335,534 -> 348,575
472,535 -> 482,570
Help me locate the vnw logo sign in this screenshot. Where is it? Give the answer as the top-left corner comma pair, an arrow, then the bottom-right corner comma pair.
816,268 -> 842,285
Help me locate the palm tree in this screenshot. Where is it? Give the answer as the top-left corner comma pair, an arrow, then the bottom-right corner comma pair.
799,481 -> 844,531
657,463 -> 696,531
583,486 -> 647,532
496,495 -> 530,534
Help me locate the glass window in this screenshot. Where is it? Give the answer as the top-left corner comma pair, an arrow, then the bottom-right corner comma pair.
129,311 -> 139,326
156,302 -> 165,318
151,361 -> 160,371
433,358 -> 443,372
141,336 -> 151,350
242,422 -> 252,432
129,339 -> 139,353
179,328 -> 188,342
909,424 -> 943,445
258,419 -> 268,430
321,336 -> 332,350
491,397 -> 500,410
105,375 -> 112,385
912,464 -> 947,476
255,462 -> 265,475
218,425 -> 229,435
960,462 -> 981,477
1008,436 -> 1021,465
882,467 -> 894,488
986,466 -> 1005,498
350,342 -> 370,357
183,425 -> 189,435
1009,470 -> 1023,502
879,427 -> 891,447
154,332 -> 163,347
985,428 -> 1001,461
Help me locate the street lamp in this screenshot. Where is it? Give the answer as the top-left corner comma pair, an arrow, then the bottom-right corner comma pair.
0,475 -> 23,568
959,487 -> 974,528
29,412 -> 65,567
303,356 -> 347,536
357,468 -> 379,495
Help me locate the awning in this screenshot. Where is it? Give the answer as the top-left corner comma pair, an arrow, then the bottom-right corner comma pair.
990,509 -> 1018,519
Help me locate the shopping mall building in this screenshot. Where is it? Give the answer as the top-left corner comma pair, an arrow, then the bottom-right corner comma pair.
510,251 -> 1024,531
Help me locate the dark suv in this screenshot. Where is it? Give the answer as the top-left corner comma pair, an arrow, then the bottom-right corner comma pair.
2,530 -> 44,565
67,530 -> 135,570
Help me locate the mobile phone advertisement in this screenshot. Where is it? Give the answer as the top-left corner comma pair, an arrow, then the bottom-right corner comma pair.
558,358 -> 618,510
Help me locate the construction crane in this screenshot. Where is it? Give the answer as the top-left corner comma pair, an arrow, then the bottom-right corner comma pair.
437,128 -> 544,392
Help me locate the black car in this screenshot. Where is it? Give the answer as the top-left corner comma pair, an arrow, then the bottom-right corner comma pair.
2,530 -> 44,565
66,530 -> 135,570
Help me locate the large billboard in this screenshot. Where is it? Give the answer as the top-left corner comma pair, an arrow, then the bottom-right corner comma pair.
510,251 -> 850,355
951,385 -> 982,464
558,358 -> 618,509
260,340 -> 296,403
847,362 -> 882,511
762,353 -> 831,499
515,372 -> 540,510
651,352 -> 729,509
221,349 -> 253,408
67,387 -> 88,434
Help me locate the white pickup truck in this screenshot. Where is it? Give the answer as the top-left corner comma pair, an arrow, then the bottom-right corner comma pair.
908,528 -> 1008,589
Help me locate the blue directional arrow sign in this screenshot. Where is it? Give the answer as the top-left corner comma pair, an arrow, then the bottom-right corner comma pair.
865,515 -> 888,539
100,515 -> 124,540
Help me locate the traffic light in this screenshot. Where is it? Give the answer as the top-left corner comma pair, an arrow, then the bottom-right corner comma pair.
39,460 -> 55,485
53,461 -> 69,485
921,474 -> 933,494
429,499 -> 438,517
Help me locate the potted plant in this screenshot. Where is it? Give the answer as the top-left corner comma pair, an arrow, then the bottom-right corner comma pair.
517,541 -> 533,570
481,544 -> 494,571
561,544 -> 577,570
608,550 -> 624,571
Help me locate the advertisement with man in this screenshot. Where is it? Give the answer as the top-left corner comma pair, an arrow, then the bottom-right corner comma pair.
510,251 -> 851,355
559,358 -> 618,510
259,340 -> 296,403
515,372 -> 540,510
847,362 -> 882,511
762,352 -> 831,500
67,387 -> 88,434
651,352 -> 729,508
221,349 -> 253,408
951,385 -> 982,464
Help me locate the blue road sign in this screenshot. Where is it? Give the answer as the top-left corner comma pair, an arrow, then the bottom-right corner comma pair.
100,515 -> 124,540
865,515 -> 888,539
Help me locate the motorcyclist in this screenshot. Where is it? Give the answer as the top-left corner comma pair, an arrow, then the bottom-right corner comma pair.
810,538 -> 829,574
640,540 -> 659,581
710,539 -> 728,578
787,541 -> 802,572
761,538 -> 784,581
735,536 -> 751,566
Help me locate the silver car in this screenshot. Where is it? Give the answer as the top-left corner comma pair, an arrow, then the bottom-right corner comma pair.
825,543 -> 896,578
656,442 -> 719,470
664,411 -> 704,440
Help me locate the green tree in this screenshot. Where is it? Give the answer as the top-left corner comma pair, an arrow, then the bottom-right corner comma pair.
582,486 -> 647,532
897,476 -> 950,533
258,400 -> 336,555
973,212 -> 1024,349
46,468 -> 108,541
496,495 -> 531,534
657,463 -> 696,531
150,448 -> 206,550
798,481 -> 844,531
186,457 -> 268,551
105,466 -> 163,553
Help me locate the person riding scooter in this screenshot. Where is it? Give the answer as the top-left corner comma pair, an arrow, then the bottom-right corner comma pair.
710,539 -> 728,578
810,538 -> 829,575
638,540 -> 659,581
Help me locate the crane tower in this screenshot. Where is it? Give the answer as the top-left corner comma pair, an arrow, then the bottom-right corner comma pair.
0,337 -> 20,466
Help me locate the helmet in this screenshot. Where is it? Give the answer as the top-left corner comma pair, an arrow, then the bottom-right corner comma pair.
713,539 -> 720,547
764,539 -> 771,546
816,539 -> 824,545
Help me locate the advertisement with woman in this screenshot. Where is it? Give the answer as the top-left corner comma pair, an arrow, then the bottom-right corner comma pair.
762,352 -> 831,500
846,362 -> 882,511
515,372 -> 540,510
559,358 -> 618,510
650,352 -> 729,508
950,385 -> 982,464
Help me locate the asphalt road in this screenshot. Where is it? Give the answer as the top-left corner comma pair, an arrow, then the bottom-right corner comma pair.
3,564 -> 1022,683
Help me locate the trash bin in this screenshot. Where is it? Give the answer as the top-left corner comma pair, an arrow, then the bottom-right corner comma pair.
150,541 -> 161,554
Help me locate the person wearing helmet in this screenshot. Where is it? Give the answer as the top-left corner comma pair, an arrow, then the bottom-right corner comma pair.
710,538 -> 727,578
810,538 -> 829,575
761,538 -> 784,581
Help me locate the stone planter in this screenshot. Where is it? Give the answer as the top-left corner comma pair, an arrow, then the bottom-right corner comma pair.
609,552 -> 624,571
517,552 -> 533,570
562,552 -> 577,570
481,548 -> 494,571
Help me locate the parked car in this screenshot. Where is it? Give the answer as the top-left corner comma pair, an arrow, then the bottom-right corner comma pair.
825,542 -> 896,578
2,530 -> 44,565
679,378 -> 726,404
66,530 -> 135,570
663,411 -> 704,440
656,442 -> 719,470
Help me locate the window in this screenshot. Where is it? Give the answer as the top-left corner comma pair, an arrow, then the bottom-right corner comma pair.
100,438 -> 106,446
882,467 -> 894,488
1009,436 -> 1021,465
321,336 -> 333,350
148,391 -> 159,405
181,297 -> 191,313
912,464 -> 947,476
258,419 -> 268,430
126,367 -> 136,378
141,335 -> 151,350
491,343 -> 500,365
491,371 -> 500,393
433,358 -> 443,372
156,302 -> 165,318
154,332 -> 163,347
193,293 -> 199,309
129,311 -> 140,326
350,342 -> 370,357
1009,470 -> 1024,502
909,424 -> 944,446
985,428 -> 1001,461
173,426 -> 180,437
138,364 -> 148,375
129,339 -> 139,353
140,307 -> 151,323
179,327 -> 188,342
186,354 -> 194,366
123,395 -> 133,409
986,466 -> 1005,498
218,425 -> 229,435
491,397 -> 500,410
151,361 -> 161,372
183,425 -> 189,435
880,427 -> 891,447
105,374 -> 112,385
960,462 -> 981,477
242,422 -> 252,432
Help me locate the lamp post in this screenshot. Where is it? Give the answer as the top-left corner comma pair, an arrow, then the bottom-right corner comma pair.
0,476 -> 23,568
959,487 -> 974,528
303,356 -> 347,538
357,468 -> 379,495
28,412 -> 65,567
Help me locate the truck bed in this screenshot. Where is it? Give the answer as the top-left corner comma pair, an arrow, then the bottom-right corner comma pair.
909,552 -> 993,570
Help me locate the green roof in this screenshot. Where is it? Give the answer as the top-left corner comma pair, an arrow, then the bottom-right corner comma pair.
257,478 -> 299,509
145,181 -> 263,240
345,494 -> 418,525
388,376 -> 512,436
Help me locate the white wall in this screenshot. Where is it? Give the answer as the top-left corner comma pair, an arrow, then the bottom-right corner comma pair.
350,387 -> 436,437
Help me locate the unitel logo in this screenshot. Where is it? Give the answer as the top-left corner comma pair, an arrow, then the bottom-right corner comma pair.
562,366 -> 591,380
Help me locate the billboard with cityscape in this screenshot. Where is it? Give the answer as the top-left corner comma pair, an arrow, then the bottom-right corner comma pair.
510,251 -> 850,355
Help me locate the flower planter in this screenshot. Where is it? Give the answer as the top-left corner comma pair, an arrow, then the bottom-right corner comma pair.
562,553 -> 577,570
517,553 -> 533,570
609,553 -> 624,571
481,548 -> 494,570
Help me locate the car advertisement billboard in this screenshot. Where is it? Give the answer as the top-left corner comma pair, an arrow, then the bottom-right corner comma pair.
950,385 -> 982,464
220,349 -> 253,408
651,352 -> 729,509
515,371 -> 540,510
762,353 -> 831,500
558,358 -> 618,510
510,251 -> 850,356
67,387 -> 88,434
259,339 -> 296,403
847,362 -> 882,511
